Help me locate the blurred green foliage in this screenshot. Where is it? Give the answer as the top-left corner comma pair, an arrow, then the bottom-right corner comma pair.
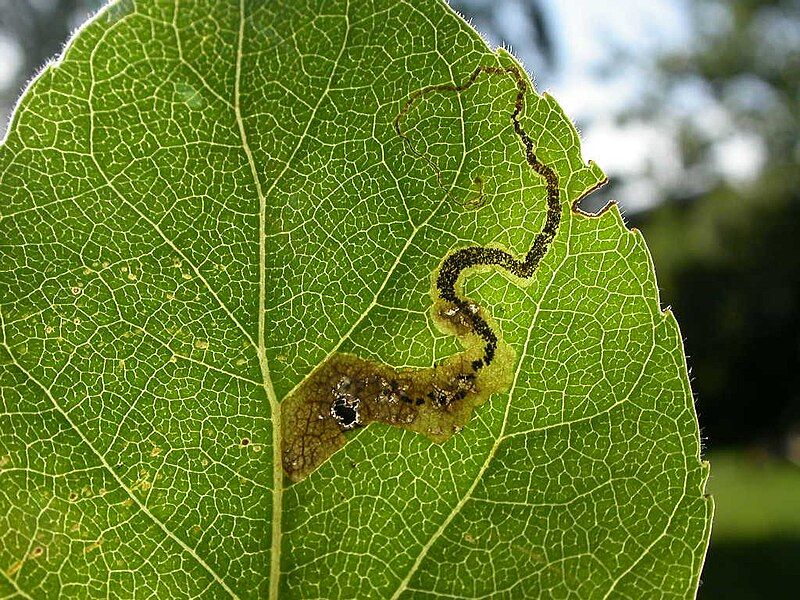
700,451 -> 800,599
708,451 -> 800,541
636,2 -> 800,595
634,164 -> 800,447
634,0 -> 799,449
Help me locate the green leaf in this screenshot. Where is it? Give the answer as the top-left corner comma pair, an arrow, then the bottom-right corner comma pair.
0,0 -> 711,598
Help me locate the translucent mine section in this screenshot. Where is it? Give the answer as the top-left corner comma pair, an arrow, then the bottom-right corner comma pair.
281,340 -> 513,482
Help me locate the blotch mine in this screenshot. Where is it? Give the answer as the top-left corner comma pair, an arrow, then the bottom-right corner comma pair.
282,342 -> 513,482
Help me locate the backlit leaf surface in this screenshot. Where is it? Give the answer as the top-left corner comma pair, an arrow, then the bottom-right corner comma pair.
0,1 -> 711,598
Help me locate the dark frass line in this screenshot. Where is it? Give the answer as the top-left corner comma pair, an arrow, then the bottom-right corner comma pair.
395,65 -> 561,372
281,64 -> 562,482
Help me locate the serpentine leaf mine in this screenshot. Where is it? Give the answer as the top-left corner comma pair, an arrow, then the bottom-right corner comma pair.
282,65 -> 561,482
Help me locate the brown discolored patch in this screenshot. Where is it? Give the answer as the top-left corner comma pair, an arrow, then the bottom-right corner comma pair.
282,341 -> 513,482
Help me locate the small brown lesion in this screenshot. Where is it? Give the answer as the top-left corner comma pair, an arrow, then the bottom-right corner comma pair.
7,560 -> 24,576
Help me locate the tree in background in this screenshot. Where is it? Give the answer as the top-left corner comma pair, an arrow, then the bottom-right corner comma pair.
450,0 -> 554,77
631,0 -> 800,453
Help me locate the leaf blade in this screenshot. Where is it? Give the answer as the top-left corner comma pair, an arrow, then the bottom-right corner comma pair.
0,1 -> 711,598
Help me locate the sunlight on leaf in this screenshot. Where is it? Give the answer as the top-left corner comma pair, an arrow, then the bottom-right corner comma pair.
0,1 -> 711,598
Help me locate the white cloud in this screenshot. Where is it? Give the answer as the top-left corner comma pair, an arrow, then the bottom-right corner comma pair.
711,133 -> 768,185
0,34 -> 23,91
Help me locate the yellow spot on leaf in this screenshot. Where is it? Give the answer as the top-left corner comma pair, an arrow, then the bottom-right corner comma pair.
6,560 -> 23,576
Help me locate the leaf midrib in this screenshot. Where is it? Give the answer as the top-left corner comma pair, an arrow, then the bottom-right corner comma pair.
230,1 -> 353,598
